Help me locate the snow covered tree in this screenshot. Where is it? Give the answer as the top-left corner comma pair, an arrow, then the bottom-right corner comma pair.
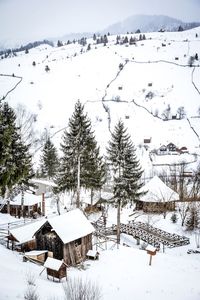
56,100 -> 105,208
40,137 -> 59,179
177,106 -> 186,119
0,102 -> 33,213
107,120 -> 144,244
185,202 -> 200,231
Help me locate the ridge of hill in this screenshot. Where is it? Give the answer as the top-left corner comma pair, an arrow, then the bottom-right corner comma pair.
103,14 -> 200,34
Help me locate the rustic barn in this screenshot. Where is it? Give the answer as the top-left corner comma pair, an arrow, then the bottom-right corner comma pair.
1,192 -> 43,218
44,257 -> 67,281
136,176 -> 179,213
7,219 -> 46,251
34,209 -> 95,266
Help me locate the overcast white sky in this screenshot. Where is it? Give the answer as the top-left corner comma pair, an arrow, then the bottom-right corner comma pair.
0,0 -> 200,46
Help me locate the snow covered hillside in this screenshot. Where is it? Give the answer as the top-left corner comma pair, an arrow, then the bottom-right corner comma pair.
0,210 -> 200,300
1,27 -> 200,175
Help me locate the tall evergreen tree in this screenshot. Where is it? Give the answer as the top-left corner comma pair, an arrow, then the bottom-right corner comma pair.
107,120 -> 144,244
40,137 -> 59,179
0,102 -> 33,213
56,100 -> 105,207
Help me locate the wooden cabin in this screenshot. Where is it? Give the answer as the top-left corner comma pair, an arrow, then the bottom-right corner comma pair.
1,192 -> 42,218
44,257 -> 67,282
136,176 -> 179,213
34,209 -> 95,266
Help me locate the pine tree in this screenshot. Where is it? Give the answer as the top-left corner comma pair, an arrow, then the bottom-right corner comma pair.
0,102 -> 33,213
107,120 -> 144,244
56,100 -> 105,207
40,137 -> 59,179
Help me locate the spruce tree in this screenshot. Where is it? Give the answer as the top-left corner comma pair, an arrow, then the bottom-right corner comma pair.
56,100 -> 105,207
40,137 -> 59,179
107,120 -> 144,244
0,102 -> 33,213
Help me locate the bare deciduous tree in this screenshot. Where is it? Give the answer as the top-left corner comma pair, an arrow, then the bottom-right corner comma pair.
15,104 -> 38,147
62,277 -> 102,300
177,201 -> 190,226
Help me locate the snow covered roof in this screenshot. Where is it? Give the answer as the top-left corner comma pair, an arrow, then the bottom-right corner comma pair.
30,178 -> 57,187
39,209 -> 95,244
146,245 -> 156,252
44,257 -> 64,271
82,191 -> 114,205
139,176 -> 179,202
24,250 -> 48,256
10,192 -> 42,206
9,219 -> 46,244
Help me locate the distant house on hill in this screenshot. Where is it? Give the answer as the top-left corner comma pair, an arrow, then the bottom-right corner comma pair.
143,137 -> 152,144
136,176 -> 179,213
157,143 -> 178,155
34,209 -> 95,266
157,143 -> 188,155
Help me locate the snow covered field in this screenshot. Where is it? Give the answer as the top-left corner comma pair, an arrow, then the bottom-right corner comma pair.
0,27 -> 200,167
0,209 -> 200,300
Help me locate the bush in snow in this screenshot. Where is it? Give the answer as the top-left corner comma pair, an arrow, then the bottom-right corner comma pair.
24,272 -> 39,300
171,212 -> 178,223
188,56 -> 195,67
63,277 -> 102,300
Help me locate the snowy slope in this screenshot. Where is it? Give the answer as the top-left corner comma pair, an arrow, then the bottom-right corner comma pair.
1,27 -> 200,172
0,236 -> 200,300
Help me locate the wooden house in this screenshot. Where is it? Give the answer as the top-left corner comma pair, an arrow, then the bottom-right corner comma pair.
157,143 -> 178,155
167,142 -> 177,153
157,145 -> 167,155
34,209 -> 95,266
143,137 -> 152,144
136,176 -> 179,213
1,192 -> 43,218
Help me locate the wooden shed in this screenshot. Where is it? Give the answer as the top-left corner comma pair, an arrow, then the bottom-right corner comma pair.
7,219 -> 46,251
44,257 -> 67,281
136,176 -> 179,213
34,209 -> 95,266
23,250 -> 49,264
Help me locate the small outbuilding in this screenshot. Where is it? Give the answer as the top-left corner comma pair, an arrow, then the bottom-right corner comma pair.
136,176 -> 179,213
23,250 -> 49,264
7,219 -> 46,251
44,257 -> 67,282
34,209 -> 95,266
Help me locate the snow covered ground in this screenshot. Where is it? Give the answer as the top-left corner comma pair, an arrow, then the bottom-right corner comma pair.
0,209 -> 200,300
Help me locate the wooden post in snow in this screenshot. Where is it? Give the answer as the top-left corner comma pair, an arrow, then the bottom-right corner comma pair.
146,245 -> 157,266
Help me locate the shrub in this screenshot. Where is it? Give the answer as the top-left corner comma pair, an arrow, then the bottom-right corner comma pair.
171,212 -> 178,223
63,277 -> 102,300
